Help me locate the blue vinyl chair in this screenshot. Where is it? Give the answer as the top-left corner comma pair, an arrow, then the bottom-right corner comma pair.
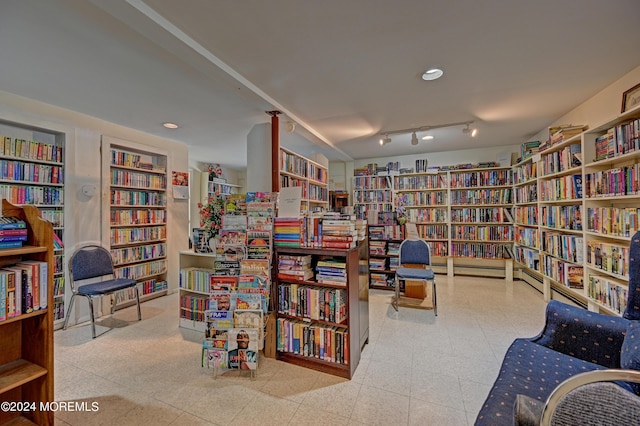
63,245 -> 141,338
392,238 -> 437,315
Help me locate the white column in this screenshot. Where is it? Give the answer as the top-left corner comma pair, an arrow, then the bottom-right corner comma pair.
246,123 -> 272,192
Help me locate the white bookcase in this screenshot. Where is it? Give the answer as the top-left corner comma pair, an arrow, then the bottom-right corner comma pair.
101,136 -> 168,311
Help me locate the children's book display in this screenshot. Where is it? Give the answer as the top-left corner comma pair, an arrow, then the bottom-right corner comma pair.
201,192 -> 275,378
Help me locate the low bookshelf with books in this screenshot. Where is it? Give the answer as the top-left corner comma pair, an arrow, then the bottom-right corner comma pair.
274,243 -> 369,379
0,200 -> 54,425
367,224 -> 403,290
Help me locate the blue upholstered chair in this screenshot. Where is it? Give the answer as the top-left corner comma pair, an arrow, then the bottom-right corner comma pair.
392,238 -> 437,315
63,245 -> 141,338
475,230 -> 640,425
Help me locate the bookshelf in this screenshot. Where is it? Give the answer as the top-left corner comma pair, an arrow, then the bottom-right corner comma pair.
512,156 -> 541,274
0,121 -> 66,330
354,167 -> 514,281
0,200 -> 54,425
581,105 -> 640,315
279,147 -> 328,212
368,224 -> 403,290
200,174 -> 241,201
178,250 -> 216,332
102,138 -> 168,312
274,243 -> 369,379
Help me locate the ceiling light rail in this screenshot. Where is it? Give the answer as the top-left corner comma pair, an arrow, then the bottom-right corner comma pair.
379,120 -> 478,145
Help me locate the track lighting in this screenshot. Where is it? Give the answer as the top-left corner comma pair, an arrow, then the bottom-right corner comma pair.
379,135 -> 392,146
463,123 -> 478,137
379,120 -> 476,146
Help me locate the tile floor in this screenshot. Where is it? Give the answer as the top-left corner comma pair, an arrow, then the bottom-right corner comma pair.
54,275 -> 548,425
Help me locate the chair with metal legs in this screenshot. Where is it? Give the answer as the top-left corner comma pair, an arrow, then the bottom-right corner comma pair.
392,238 -> 437,315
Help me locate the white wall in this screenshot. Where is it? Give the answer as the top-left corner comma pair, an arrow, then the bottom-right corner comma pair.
0,90 -> 189,325
531,65 -> 640,142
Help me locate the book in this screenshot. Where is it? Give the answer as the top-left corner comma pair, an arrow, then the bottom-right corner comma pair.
0,217 -> 26,230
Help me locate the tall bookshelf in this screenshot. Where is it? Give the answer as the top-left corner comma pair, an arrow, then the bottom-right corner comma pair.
354,167 -> 514,282
279,147 -> 328,212
274,243 -> 368,379
536,131 -> 585,303
0,120 -> 66,329
581,105 -> 640,315
200,174 -> 241,201
512,157 -> 541,274
0,200 -> 55,425
102,138 -> 168,311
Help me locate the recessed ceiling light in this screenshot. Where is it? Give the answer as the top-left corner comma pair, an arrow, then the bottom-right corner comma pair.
163,122 -> 179,129
421,68 -> 443,81
422,135 -> 434,140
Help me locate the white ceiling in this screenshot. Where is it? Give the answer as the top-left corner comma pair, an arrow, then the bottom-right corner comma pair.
1,0 -> 640,170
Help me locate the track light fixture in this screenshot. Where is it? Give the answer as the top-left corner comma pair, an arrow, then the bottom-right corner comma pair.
463,123 -> 478,137
379,134 -> 392,146
411,132 -> 419,145
378,120 -> 477,146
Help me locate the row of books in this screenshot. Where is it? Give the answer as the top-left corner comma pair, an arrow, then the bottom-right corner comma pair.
539,175 -> 582,201
109,209 -> 166,226
110,190 -> 166,206
520,141 -> 541,163
0,184 -> 63,206
540,205 -> 582,231
414,224 -> 448,239
515,246 -> 540,271
540,144 -> 581,175
395,191 -> 447,207
353,175 -> 392,190
586,241 -> 629,277
277,317 -> 349,365
110,225 -> 166,246
451,225 -> 513,242
514,184 -> 538,204
514,205 -> 538,226
544,125 -> 587,149
395,174 -> 445,190
594,119 -> 640,161
449,188 -> 512,205
0,160 -> 64,184
514,160 -> 537,184
541,233 -> 584,264
277,283 -> 348,323
584,163 -> 640,198
588,275 -> 628,315
114,259 -> 166,281
111,149 -> 165,172
450,242 -> 511,259
515,227 -> 539,249
586,206 -> 640,238
406,207 -> 448,223
0,260 -> 48,321
110,169 -> 165,189
1,136 -> 63,163
540,254 -> 584,289
449,169 -> 512,187
450,207 -> 511,223
111,243 -> 166,266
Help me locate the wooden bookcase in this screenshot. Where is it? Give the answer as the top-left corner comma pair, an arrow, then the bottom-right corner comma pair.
279,147 -> 328,212
0,121 -> 66,329
367,224 -> 403,290
101,137 -> 168,311
0,200 -> 54,425
274,243 -> 369,379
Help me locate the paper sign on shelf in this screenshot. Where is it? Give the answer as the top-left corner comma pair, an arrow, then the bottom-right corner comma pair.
277,186 -> 302,217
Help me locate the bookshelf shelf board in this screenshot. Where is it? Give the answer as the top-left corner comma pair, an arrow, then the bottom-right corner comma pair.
584,150 -> 640,169
395,187 -> 445,192
0,155 -> 63,167
539,165 -> 582,180
449,203 -> 512,208
110,239 -> 166,248
110,184 -> 166,191
277,278 -> 347,289
583,231 -> 631,242
110,222 -> 166,228
0,359 -> 48,395
538,226 -> 583,235
585,193 -> 640,201
585,264 -> 629,282
0,179 -> 64,187
276,352 -> 351,379
111,270 -> 168,282
178,287 -> 210,296
450,221 -> 510,226
0,309 -> 48,327
0,245 -> 48,257
539,134 -> 582,154
110,204 -> 166,209
114,255 -> 167,268
110,163 -> 166,175
449,184 -> 512,190
514,178 -> 538,187
277,313 -> 348,328
538,199 -> 582,205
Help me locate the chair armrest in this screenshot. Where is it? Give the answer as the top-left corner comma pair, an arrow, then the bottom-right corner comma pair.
531,300 -> 628,368
540,369 -> 640,426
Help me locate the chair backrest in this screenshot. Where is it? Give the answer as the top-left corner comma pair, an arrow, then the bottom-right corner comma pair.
69,245 -> 115,286
399,239 -> 431,267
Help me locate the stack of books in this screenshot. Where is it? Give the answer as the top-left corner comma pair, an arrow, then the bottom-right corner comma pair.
277,254 -> 313,281
0,217 -> 28,249
274,217 -> 304,247
369,240 -> 386,256
315,258 -> 347,286
321,216 -> 357,249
